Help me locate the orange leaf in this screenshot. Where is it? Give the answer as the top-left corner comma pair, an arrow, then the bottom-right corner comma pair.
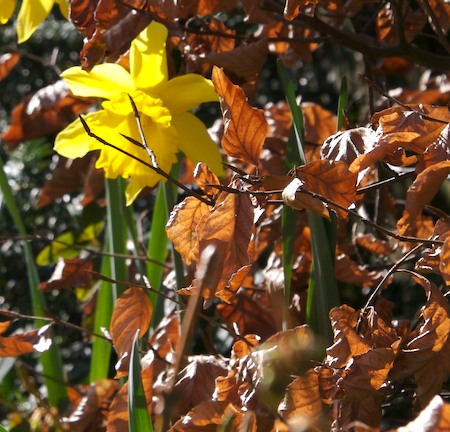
193,162 -> 221,197
212,66 -> 268,165
355,233 -> 396,256
391,271 -> 450,406
166,196 -> 210,265
110,287 -> 152,376
397,161 -> 450,236
0,53 -> 20,81
335,253 -> 386,287
278,369 -> 322,425
39,258 -> 93,292
0,323 -> 52,357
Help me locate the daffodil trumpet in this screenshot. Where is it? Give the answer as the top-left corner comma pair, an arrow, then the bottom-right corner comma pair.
55,20 -> 223,205
78,113 -> 214,206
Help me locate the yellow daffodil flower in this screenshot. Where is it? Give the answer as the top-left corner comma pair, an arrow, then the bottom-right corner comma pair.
1,0 -> 69,42
55,21 -> 222,205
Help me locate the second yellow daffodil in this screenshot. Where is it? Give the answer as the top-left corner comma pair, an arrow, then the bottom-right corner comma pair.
55,21 -> 222,204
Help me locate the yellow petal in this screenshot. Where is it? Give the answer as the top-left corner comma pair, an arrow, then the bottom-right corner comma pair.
172,112 -> 223,175
0,0 -> 15,24
17,0 -> 54,43
130,21 -> 168,92
160,74 -> 219,113
54,110 -> 109,159
61,65 -> 134,99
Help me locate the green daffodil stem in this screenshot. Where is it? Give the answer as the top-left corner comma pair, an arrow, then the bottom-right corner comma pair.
0,157 -> 68,410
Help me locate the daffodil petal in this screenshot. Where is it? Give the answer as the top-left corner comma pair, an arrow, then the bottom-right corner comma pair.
160,74 -> 219,113
172,112 -> 223,175
54,110 -> 110,159
17,0 -> 54,43
124,178 -> 149,206
131,21 -> 168,92
0,0 -> 15,24
61,64 -> 134,99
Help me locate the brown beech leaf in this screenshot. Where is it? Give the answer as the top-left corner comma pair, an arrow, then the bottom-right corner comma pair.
288,160 -> 357,218
390,271 -> 450,406
419,124 -> 450,172
355,233 -> 396,256
397,161 -> 450,236
1,82 -> 93,148
173,355 -> 228,417
39,258 -> 93,292
0,323 -> 52,357
106,364 -> 153,432
334,253 -> 385,287
216,290 -> 277,341
326,305 -> 372,369
61,379 -> 118,431
278,368 -> 322,426
350,105 -> 450,174
168,401 -> 251,432
110,287 -> 152,376
206,38 -> 269,84
388,395 -> 450,432
166,196 -> 210,266
38,154 -> 104,207
193,162 -> 221,196
0,53 -> 20,81
212,66 -> 268,165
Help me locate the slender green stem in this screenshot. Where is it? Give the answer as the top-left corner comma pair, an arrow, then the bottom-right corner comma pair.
0,157 -> 68,409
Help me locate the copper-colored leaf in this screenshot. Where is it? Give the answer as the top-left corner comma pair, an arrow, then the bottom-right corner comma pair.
168,401 -> 246,432
0,53 -> 20,81
61,379 -> 118,431
389,395 -> 450,432
107,364 -> 153,432
355,233 -> 396,256
278,368 -> 322,425
335,253 -> 385,287
38,154 -> 104,207
390,272 -> 450,406
285,160 -> 357,218
110,287 -> 152,376
193,162 -> 221,197
0,323 -> 52,357
39,258 -> 93,292
1,83 -> 93,148
166,196 -> 210,265
212,66 -> 268,165
174,355 -> 228,417
397,161 -> 450,236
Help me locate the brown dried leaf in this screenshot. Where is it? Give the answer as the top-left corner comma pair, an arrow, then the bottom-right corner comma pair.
0,323 -> 52,357
110,287 -> 152,376
391,271 -> 450,406
397,161 -> 450,236
166,196 -> 210,266
193,162 -> 220,197
168,401 -> 249,432
174,355 -> 228,417
389,395 -> 450,432
106,364 -> 153,432
206,38 -> 269,84
355,233 -> 396,256
278,369 -> 322,426
335,253 -> 385,287
61,379 -> 118,431
212,66 -> 268,165
419,124 -> 450,172
0,53 -> 20,81
1,83 -> 93,149
39,258 -> 92,292
292,160 -> 357,218
37,154 -> 104,207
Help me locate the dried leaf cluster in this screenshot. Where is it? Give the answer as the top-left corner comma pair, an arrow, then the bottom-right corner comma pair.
2,0 -> 450,431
